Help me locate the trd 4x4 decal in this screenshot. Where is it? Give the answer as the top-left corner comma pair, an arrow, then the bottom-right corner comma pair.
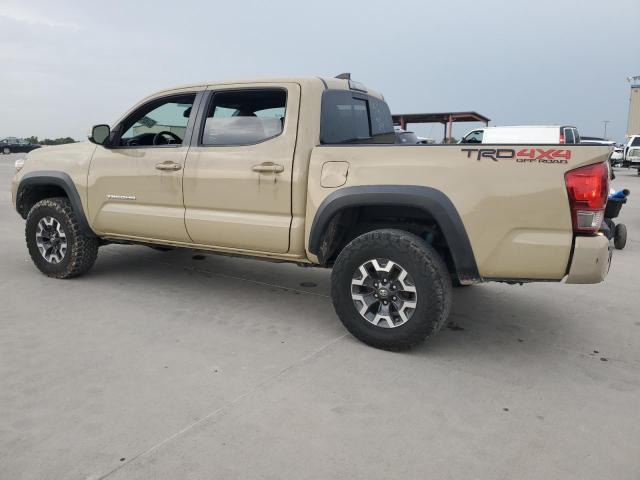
461,148 -> 571,164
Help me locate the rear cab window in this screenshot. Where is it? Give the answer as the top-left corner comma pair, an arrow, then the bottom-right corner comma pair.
563,127 -> 575,144
320,90 -> 395,144
572,128 -> 581,143
562,127 -> 580,144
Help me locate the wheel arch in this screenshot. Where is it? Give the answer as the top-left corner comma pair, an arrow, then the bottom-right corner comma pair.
308,185 -> 480,283
16,171 -> 95,236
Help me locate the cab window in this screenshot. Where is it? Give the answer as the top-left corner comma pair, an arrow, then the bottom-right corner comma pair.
320,90 -> 395,144
564,128 -> 575,144
462,130 -> 483,143
201,89 -> 286,146
119,94 -> 196,147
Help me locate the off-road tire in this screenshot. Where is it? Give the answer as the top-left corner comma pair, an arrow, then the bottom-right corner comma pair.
3,147 -> 10,154
614,223 -> 627,250
331,229 -> 452,351
25,197 -> 99,278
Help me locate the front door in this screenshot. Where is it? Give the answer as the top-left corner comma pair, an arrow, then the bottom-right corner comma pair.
88,92 -> 201,242
183,84 -> 299,253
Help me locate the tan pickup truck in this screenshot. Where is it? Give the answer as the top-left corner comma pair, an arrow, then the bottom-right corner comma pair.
11,76 -> 613,350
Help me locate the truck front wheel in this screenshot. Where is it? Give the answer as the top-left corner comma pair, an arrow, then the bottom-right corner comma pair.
331,229 -> 452,351
25,197 -> 99,278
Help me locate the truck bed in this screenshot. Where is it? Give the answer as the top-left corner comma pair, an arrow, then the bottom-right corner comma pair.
305,144 -> 610,280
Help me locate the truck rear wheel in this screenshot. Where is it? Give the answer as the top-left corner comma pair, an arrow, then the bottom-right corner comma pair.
25,197 -> 99,278
331,229 -> 452,351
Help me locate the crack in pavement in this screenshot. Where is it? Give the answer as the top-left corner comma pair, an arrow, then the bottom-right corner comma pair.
97,332 -> 348,480
91,248 -> 339,478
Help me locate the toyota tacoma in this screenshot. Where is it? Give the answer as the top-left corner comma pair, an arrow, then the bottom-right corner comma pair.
11,76 -> 613,350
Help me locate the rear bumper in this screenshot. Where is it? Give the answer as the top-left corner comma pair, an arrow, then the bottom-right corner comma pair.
565,235 -> 612,284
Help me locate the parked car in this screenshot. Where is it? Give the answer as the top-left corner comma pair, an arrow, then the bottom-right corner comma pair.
394,129 -> 429,145
1,138 -> 41,154
11,76 -> 613,350
610,146 -> 624,166
460,125 -> 581,144
627,146 -> 640,174
578,137 -> 620,166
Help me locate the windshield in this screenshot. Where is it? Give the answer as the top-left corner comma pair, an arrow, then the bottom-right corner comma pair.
395,132 -> 420,144
461,130 -> 483,143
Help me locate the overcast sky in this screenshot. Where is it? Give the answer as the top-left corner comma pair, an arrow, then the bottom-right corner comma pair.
1,0 -> 639,142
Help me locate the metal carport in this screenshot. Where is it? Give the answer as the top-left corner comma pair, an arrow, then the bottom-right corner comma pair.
392,112 -> 490,143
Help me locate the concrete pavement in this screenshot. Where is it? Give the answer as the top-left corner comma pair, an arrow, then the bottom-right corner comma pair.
1,153 -> 639,479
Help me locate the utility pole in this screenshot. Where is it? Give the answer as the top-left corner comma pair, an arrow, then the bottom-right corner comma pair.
602,120 -> 610,139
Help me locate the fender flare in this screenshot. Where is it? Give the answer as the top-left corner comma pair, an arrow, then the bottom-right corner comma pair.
308,185 -> 479,281
17,171 -> 95,236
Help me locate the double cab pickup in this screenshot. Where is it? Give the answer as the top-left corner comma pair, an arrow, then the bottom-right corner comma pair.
12,76 -> 612,350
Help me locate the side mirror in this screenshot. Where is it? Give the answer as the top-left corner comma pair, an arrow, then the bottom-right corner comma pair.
89,124 -> 111,146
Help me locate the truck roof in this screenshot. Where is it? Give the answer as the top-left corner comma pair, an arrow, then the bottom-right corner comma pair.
148,76 -> 384,100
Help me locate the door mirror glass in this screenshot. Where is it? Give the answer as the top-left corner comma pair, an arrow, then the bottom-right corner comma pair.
90,124 -> 111,145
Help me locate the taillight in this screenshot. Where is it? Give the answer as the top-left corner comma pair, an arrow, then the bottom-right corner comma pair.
564,162 -> 609,234
559,132 -> 565,144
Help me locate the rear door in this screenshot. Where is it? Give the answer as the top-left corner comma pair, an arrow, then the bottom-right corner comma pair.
182,83 -> 300,253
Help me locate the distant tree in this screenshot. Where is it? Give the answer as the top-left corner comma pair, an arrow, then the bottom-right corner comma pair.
25,136 -> 39,144
39,137 -> 77,145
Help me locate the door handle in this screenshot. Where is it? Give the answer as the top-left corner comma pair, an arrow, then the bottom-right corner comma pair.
155,161 -> 182,171
252,162 -> 284,174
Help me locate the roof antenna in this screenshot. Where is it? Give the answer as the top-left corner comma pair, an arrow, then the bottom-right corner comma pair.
335,73 -> 351,80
